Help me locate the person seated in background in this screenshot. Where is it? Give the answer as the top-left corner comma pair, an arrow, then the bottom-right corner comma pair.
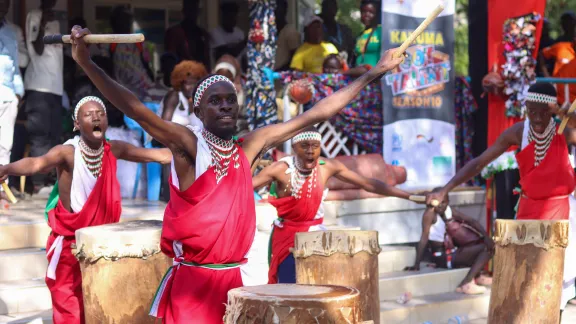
540,12 -> 576,77
405,189 -> 493,295
158,60 -> 207,127
354,0 -> 382,69
274,0 -> 301,71
210,2 -> 246,67
319,0 -> 355,61
290,15 -> 339,74
322,53 -> 371,77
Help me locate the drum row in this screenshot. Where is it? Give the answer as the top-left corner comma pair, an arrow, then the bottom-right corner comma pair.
75,219 -> 570,323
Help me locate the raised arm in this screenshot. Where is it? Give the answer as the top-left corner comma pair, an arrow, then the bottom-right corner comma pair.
252,161 -> 284,190
426,123 -> 521,205
0,145 -> 69,182
329,160 -> 413,200
110,141 -> 172,165
242,49 -> 405,161
69,26 -> 193,150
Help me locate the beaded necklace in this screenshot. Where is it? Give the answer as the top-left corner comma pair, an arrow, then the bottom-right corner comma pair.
201,129 -> 240,183
79,138 -> 104,178
528,118 -> 556,166
287,157 -> 317,199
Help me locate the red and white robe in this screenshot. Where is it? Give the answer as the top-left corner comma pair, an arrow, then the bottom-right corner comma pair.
516,119 -> 576,309
45,137 -> 122,324
149,126 -> 256,324
267,157 -> 328,284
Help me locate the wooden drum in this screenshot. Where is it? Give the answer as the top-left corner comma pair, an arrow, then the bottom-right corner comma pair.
293,230 -> 381,324
74,220 -> 172,324
488,219 -> 569,323
224,284 -> 362,323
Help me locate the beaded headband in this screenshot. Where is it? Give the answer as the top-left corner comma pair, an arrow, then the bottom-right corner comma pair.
526,92 -> 557,105
293,131 -> 322,144
193,75 -> 236,108
74,96 -> 106,121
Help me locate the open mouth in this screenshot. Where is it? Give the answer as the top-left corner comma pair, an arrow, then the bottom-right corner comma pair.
218,116 -> 234,121
93,125 -> 103,136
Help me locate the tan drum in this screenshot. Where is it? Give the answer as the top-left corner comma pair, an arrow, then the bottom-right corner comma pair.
293,230 -> 381,324
224,284 -> 362,323
488,219 -> 569,323
74,220 -> 171,324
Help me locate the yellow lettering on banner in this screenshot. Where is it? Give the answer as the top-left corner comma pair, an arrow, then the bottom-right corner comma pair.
392,96 -> 443,108
388,30 -> 445,46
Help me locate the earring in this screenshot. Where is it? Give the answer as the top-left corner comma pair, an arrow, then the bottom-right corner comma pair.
73,126 -> 78,131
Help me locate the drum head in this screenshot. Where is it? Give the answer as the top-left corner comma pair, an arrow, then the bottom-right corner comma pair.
229,284 -> 358,301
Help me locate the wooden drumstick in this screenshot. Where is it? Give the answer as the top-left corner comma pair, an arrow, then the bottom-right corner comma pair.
395,3 -> 445,57
557,98 -> 576,134
409,195 -> 439,207
1,182 -> 17,204
43,33 -> 145,45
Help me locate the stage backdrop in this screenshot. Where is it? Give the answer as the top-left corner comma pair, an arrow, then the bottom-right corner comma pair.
381,0 -> 456,190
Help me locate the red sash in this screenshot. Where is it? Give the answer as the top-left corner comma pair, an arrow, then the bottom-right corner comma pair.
516,134 -> 575,220
151,147 -> 256,323
267,170 -> 324,284
47,142 -> 122,236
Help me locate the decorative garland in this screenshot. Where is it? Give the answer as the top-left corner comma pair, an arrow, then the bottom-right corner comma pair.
501,12 -> 541,118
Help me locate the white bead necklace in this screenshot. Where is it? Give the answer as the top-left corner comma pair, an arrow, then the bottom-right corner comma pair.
288,157 -> 317,199
79,138 -> 104,178
528,118 -> 556,166
201,129 -> 240,184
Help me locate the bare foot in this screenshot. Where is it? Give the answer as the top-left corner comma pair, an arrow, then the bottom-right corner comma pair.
456,281 -> 486,295
476,274 -> 493,286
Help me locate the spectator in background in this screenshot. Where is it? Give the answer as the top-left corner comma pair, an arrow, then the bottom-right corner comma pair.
103,5 -> 155,101
541,12 -> 576,76
537,19 -> 556,77
164,0 -> 210,68
24,0 -> 63,190
319,0 -> 355,62
210,2 -> 246,66
274,0 -> 300,71
0,0 -> 25,198
554,41 -> 576,107
355,0 -> 382,69
290,15 -> 339,73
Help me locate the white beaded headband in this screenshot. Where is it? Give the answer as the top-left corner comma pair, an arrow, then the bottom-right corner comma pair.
293,131 -> 322,144
74,96 -> 106,120
193,75 -> 236,108
526,92 -> 557,105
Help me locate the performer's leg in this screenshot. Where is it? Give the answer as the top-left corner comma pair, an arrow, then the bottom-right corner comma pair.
277,254 -> 296,283
45,234 -> 85,324
453,243 -> 492,288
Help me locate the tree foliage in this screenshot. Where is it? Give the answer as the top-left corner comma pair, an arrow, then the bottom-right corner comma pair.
545,0 -> 576,39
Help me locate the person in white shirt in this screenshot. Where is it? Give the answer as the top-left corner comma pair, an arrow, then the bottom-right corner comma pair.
0,0 -> 26,200
210,2 -> 246,66
24,0 -> 63,190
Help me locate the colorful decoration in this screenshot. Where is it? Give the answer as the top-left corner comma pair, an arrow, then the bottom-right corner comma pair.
481,151 -> 518,180
287,79 -> 315,104
245,0 -> 278,131
501,12 -> 541,117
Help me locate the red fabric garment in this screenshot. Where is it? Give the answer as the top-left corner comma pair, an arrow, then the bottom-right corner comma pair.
516,134 -> 575,220
156,147 -> 256,324
267,169 -> 324,284
46,142 -> 122,324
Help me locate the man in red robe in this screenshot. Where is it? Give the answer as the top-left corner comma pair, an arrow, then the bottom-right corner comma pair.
68,26 -> 406,323
253,127 -> 422,284
0,96 -> 172,324
427,82 -> 576,313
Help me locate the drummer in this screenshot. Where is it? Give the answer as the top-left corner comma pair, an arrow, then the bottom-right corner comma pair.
0,96 -> 172,324
427,82 -> 576,314
253,126 -> 425,284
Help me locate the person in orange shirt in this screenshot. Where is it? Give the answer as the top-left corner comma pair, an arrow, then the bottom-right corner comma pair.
555,58 -> 576,106
541,40 -> 575,76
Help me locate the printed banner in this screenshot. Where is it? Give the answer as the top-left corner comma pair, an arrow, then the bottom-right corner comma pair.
381,0 -> 456,190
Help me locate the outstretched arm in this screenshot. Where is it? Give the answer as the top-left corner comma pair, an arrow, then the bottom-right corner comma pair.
69,26 -> 192,150
426,123 -> 521,205
110,141 -> 172,165
330,160 -> 412,200
0,145 -> 69,182
242,49 -> 405,161
252,161 -> 283,190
